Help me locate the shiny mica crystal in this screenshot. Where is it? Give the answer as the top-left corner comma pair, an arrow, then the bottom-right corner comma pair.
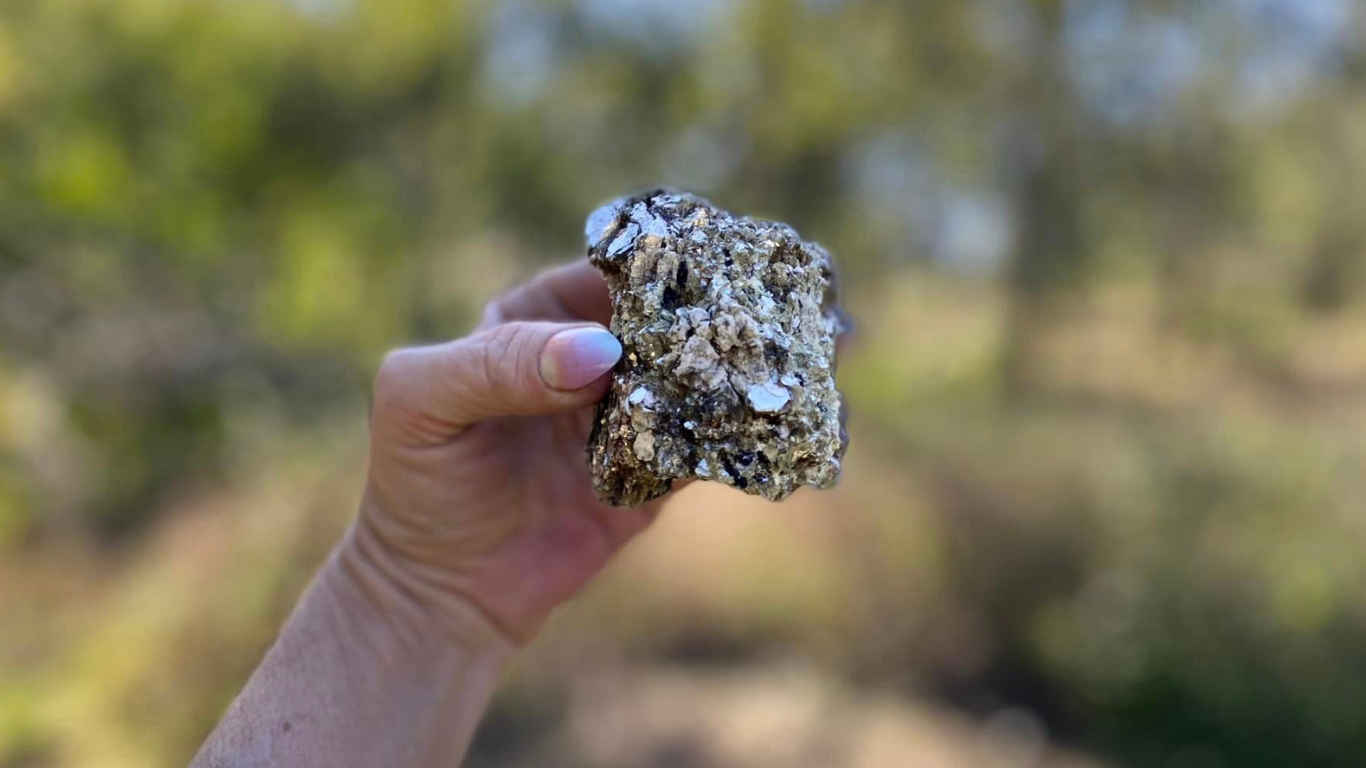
585,190 -> 848,507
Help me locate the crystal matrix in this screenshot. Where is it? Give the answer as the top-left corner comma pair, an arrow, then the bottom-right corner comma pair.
585,190 -> 847,507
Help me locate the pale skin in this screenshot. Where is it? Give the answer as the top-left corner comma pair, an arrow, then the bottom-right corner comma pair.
192,260 -> 668,768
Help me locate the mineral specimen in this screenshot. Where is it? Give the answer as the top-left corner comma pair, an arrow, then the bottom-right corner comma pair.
585,189 -> 848,507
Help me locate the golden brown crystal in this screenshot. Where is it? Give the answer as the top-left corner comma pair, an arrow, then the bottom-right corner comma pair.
586,190 -> 848,507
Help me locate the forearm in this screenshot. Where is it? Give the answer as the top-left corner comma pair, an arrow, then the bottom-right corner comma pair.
191,524 -> 514,768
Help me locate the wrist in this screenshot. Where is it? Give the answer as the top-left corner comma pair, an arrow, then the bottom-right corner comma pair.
328,516 -> 518,664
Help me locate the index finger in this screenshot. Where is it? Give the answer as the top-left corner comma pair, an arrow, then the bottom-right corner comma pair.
481,260 -> 614,329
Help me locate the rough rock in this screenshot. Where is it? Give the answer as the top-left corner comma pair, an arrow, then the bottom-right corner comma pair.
585,189 -> 848,507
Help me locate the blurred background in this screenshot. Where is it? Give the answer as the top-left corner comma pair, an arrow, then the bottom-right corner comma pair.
3,0 -> 1366,765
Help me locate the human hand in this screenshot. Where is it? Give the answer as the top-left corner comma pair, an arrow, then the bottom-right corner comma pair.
344,260 -> 666,649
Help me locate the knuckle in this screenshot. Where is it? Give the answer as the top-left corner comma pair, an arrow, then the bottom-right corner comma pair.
374,349 -> 414,406
479,299 -> 504,328
373,346 -> 460,441
480,323 -> 525,390
373,348 -> 431,425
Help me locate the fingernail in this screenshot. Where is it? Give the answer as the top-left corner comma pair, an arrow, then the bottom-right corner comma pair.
541,327 -> 622,390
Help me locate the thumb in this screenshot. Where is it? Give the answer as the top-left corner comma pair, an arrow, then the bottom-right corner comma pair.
373,322 -> 622,439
